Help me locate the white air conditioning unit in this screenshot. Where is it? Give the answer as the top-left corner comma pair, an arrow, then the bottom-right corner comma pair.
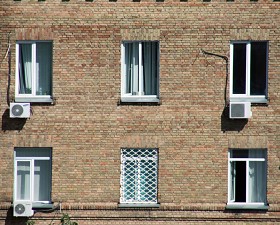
229,102 -> 252,119
10,103 -> 30,118
13,202 -> 34,217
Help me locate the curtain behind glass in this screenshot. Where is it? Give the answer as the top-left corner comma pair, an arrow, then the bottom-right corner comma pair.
248,150 -> 266,203
19,44 -> 32,94
16,161 -> 31,200
229,161 -> 236,202
125,43 -> 139,95
34,160 -> 51,201
36,43 -> 52,95
143,42 -> 158,95
123,160 -> 137,202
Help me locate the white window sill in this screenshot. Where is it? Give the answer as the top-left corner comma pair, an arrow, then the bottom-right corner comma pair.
15,97 -> 53,103
226,203 -> 269,210
230,97 -> 268,104
118,203 -> 160,208
121,96 -> 160,103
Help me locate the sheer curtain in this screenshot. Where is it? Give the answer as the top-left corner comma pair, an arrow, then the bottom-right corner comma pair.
248,150 -> 266,203
36,43 -> 52,96
19,44 -> 32,94
125,43 -> 139,95
16,161 -> 31,200
229,161 -> 236,202
34,160 -> 51,201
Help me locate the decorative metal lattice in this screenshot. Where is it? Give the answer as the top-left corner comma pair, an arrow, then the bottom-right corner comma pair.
120,148 -> 158,203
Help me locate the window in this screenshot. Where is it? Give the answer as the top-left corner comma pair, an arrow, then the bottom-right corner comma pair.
120,148 -> 159,206
230,41 -> 268,103
227,149 -> 267,209
121,41 -> 159,103
14,148 -> 52,204
16,41 -> 53,102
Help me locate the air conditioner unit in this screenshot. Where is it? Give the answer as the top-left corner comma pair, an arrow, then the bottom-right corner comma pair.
229,102 -> 252,119
10,103 -> 30,118
13,202 -> 34,217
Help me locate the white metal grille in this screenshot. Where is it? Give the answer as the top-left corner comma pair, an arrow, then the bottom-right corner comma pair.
120,148 -> 158,204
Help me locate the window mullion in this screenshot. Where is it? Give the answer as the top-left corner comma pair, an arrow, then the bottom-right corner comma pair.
246,160 -> 249,203
31,159 -> 35,202
139,42 -> 143,96
246,43 -> 251,96
32,43 -> 37,96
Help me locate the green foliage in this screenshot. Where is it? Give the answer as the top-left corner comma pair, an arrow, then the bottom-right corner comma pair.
26,220 -> 35,225
60,213 -> 78,225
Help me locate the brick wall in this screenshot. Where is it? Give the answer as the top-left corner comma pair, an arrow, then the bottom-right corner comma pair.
0,0 -> 279,223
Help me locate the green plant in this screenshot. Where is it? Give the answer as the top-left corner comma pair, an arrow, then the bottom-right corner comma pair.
26,220 -> 35,225
60,213 -> 78,225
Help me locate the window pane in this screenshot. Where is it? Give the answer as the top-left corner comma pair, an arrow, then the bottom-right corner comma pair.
234,161 -> 246,202
233,43 -> 247,94
36,42 -> 52,96
231,149 -> 249,158
16,161 -> 31,200
124,42 -> 139,94
18,44 -> 32,94
250,42 -> 267,96
229,161 -> 236,202
34,160 -> 51,201
140,160 -> 157,202
123,160 -> 137,202
15,147 -> 51,158
142,42 -> 158,95
248,161 -> 266,203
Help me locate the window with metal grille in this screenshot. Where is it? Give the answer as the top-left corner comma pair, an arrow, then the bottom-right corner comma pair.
120,148 -> 158,204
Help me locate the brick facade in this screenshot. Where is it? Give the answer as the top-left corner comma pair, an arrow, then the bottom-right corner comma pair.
0,0 -> 279,224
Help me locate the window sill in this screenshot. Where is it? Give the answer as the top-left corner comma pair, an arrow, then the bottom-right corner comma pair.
121,96 -> 160,103
15,97 -> 54,103
226,203 -> 269,210
118,203 -> 160,208
230,97 -> 268,104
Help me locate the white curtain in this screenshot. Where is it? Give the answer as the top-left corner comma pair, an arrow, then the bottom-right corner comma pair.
229,161 -> 236,202
36,42 -> 52,95
16,161 -> 31,200
248,150 -> 266,203
125,43 -> 139,95
34,160 -> 51,201
19,44 -> 32,94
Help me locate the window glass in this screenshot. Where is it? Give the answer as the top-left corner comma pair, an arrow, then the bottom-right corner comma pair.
16,161 -> 31,200
250,42 -> 267,95
233,43 -> 247,94
18,44 -> 32,94
36,42 -> 52,96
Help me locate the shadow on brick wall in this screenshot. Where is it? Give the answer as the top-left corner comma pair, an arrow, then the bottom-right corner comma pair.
221,106 -> 248,132
5,207 -> 29,225
2,109 -> 27,131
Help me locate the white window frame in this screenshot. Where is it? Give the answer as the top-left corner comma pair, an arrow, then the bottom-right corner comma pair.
121,41 -> 160,103
119,148 -> 159,207
227,149 -> 267,209
14,148 -> 52,204
15,41 -> 53,103
230,41 -> 268,103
